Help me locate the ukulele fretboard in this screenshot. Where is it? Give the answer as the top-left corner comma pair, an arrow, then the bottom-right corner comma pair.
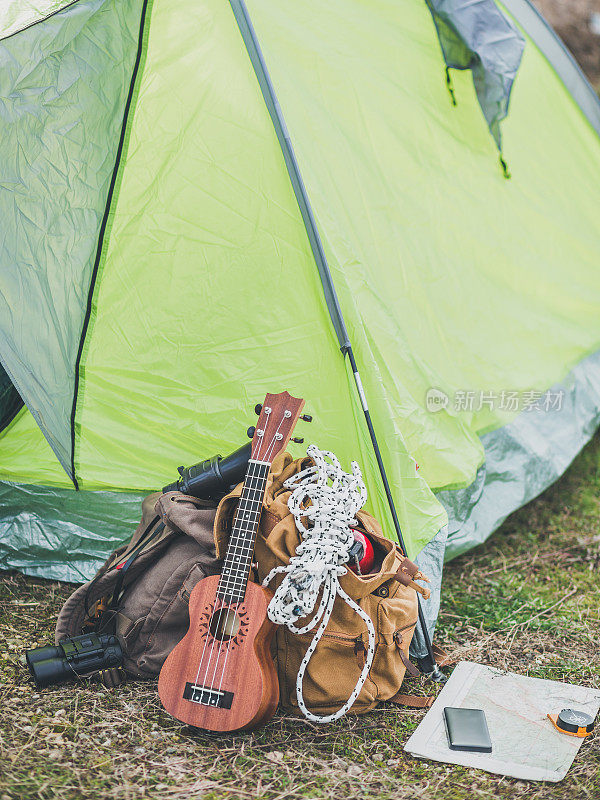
217,459 -> 270,604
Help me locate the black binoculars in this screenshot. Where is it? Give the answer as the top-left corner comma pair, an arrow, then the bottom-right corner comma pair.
25,632 -> 123,689
162,442 -> 252,500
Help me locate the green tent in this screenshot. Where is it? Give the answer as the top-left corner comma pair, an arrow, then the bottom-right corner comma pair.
1,0 -> 599,656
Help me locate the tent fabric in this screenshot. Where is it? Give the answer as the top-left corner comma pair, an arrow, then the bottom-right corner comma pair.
425,0 -> 525,150
0,407 -> 139,582
0,477 -> 146,581
0,406 -> 73,489
71,0 -> 446,557
440,346 -> 600,559
226,0 -> 351,353
243,0 -> 600,493
412,524 -> 448,658
0,0 -> 598,657
0,0 -> 143,473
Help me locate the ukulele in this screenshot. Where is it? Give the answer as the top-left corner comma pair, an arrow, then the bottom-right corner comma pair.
158,391 -> 305,732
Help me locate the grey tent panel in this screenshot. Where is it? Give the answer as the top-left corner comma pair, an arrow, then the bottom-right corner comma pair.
425,0 -> 525,149
439,346 -> 600,560
502,0 -> 600,137
0,0 -> 142,475
0,479 -> 147,582
411,525 -> 448,659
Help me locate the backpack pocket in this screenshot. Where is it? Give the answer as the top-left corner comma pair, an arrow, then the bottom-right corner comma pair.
136,563 -> 206,676
277,625 -> 380,715
275,581 -> 419,715
368,620 -> 418,700
120,538 -> 212,677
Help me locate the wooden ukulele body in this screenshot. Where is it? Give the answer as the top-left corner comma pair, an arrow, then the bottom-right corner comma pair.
158,574 -> 279,732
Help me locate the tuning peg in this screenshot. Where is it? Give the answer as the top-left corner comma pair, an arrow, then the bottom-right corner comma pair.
300,414 -> 313,422
254,403 -> 262,415
247,426 -> 256,439
292,437 -> 304,444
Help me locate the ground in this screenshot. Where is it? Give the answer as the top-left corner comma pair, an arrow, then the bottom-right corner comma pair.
1,431 -> 599,800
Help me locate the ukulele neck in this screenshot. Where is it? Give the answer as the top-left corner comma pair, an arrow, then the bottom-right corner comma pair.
216,459 -> 271,604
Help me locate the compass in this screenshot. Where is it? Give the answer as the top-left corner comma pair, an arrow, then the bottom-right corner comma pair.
547,708 -> 596,738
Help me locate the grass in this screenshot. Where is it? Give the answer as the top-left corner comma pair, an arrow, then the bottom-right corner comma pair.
1,435 -> 599,799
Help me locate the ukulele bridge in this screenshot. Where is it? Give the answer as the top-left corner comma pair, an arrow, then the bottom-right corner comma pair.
183,682 -> 234,709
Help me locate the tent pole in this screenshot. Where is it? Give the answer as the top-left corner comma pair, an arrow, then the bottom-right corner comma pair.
228,0 -> 443,680
344,345 -> 445,681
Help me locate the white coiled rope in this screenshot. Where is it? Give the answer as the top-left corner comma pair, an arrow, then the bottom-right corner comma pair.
262,446 -> 376,723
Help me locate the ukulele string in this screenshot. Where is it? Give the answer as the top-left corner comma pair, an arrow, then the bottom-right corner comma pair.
197,454 -> 267,697
195,483 -> 250,696
261,413 -> 286,463
203,460 -> 260,695
192,426 -> 267,694
192,591 -> 223,697
210,413 -> 284,698
212,451 -> 272,698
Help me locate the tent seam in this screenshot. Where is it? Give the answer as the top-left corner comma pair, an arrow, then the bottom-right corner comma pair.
226,0 -> 350,353
0,0 -> 82,42
69,0 -> 154,490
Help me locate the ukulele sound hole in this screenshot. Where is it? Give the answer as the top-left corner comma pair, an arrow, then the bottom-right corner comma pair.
208,608 -> 241,641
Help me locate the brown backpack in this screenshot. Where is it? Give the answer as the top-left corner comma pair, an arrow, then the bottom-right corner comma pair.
55,492 -> 221,678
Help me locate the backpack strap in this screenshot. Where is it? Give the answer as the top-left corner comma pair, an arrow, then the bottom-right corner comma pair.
107,519 -> 166,612
393,556 -> 431,599
82,516 -> 164,628
397,647 -> 421,679
389,643 -> 454,708
389,691 -> 434,709
393,629 -> 421,678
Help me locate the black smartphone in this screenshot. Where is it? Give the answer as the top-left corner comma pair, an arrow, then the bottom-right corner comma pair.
443,707 -> 492,753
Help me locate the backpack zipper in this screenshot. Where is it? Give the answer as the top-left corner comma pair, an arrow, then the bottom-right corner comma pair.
318,630 -> 366,647
317,631 -> 367,661
393,620 -> 418,647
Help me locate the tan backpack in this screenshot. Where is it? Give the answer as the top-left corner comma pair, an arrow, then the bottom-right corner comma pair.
214,452 -> 429,716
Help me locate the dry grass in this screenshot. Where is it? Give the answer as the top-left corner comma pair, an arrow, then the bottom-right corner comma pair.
1,433 -> 600,799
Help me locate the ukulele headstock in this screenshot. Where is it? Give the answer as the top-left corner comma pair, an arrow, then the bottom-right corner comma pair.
250,392 -> 305,464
